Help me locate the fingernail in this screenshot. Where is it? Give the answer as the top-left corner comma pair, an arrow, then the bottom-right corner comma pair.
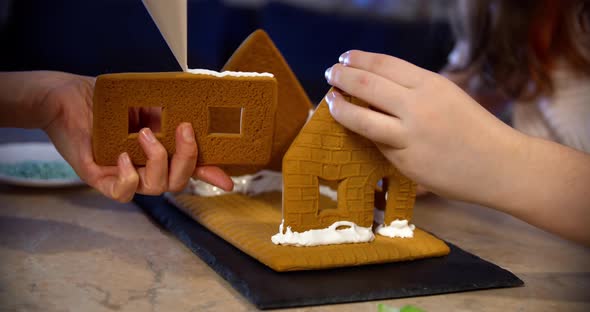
119,152 -> 131,166
324,66 -> 333,82
181,123 -> 194,142
110,183 -> 120,200
141,128 -> 156,143
339,51 -> 350,65
325,91 -> 336,111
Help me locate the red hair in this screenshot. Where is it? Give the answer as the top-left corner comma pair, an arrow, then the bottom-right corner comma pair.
449,0 -> 590,100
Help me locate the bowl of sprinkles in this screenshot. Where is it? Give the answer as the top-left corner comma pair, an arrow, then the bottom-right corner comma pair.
0,142 -> 83,187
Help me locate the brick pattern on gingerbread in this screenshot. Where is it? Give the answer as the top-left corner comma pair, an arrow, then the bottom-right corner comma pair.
282,88 -> 416,232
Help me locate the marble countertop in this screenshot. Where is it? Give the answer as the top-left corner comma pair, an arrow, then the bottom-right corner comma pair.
1,183 -> 589,311
1,127 -> 589,311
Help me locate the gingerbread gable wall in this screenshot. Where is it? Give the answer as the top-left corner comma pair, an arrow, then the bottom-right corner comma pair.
282,89 -> 415,232
221,30 -> 312,175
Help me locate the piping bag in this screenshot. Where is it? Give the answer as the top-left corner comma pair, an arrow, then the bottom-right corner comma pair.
140,0 -> 279,192
142,0 -> 188,72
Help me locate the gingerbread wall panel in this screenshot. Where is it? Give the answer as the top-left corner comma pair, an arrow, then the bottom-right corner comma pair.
93,72 -> 277,166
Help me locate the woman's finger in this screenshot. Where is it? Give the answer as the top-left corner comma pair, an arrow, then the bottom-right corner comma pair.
92,152 -> 139,202
193,166 -> 234,192
338,50 -> 429,88
110,152 -> 140,202
136,127 -> 169,195
139,107 -> 162,133
325,63 -> 409,118
325,90 -> 408,148
168,123 -> 198,192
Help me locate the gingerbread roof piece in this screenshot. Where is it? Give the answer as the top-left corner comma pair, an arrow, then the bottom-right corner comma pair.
221,29 -> 313,175
282,88 -> 416,232
92,72 -> 277,166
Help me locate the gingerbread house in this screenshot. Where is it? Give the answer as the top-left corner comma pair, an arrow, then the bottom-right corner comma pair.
95,29 -> 449,271
282,89 -> 417,232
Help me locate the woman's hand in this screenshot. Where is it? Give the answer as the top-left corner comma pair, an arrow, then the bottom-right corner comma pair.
324,50 -> 526,204
36,71 -> 233,202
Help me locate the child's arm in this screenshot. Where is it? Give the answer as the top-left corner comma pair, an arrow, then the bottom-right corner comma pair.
324,50 -> 590,245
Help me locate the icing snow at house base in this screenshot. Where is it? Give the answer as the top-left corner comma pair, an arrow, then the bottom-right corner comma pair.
188,170 -> 337,199
271,220 -> 375,247
373,209 -> 416,237
376,219 -> 416,238
188,170 -> 283,197
271,218 -> 416,247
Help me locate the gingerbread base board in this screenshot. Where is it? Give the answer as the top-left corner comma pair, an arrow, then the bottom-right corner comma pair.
171,191 -> 449,272
134,194 -> 524,310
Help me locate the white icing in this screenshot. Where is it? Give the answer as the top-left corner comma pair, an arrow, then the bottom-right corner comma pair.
318,185 -> 337,201
187,68 -> 273,78
188,170 -> 338,201
376,219 -> 416,238
188,170 -> 282,197
188,179 -> 226,196
271,220 -> 374,247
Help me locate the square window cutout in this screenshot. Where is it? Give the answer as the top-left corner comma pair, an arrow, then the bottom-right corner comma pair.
208,107 -> 243,135
128,106 -> 163,134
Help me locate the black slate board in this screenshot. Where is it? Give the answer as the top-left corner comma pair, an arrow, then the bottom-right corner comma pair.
134,194 -> 524,310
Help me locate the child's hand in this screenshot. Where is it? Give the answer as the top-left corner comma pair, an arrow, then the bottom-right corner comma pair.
324,50 -> 525,203
39,72 -> 233,202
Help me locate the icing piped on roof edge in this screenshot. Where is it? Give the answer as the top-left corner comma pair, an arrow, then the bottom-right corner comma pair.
187,68 -> 274,78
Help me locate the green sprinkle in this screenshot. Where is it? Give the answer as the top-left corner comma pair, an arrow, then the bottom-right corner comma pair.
400,305 -> 425,312
0,161 -> 78,180
377,304 -> 426,312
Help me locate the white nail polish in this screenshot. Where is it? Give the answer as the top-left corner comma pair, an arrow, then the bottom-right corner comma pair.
339,51 -> 350,65
324,66 -> 332,82
325,92 -> 335,111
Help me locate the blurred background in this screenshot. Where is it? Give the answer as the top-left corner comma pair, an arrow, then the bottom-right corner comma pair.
0,0 -> 455,103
